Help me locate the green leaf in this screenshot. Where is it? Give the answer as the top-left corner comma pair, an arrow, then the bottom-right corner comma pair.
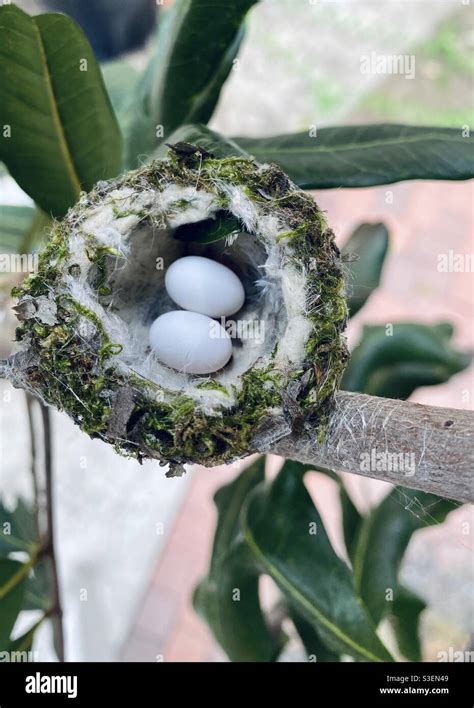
0,558 -> 29,642
242,464 -> 393,661
101,60 -> 139,140
340,483 -> 363,563
125,0 -> 257,166
343,223 -> 389,317
352,487 -> 456,626
0,205 -> 35,253
1,616 -> 43,654
174,212 -> 243,244
0,499 -> 37,554
234,124 -> 474,188
290,609 -> 340,662
194,457 -> 283,661
24,558 -> 53,612
341,322 -> 471,399
390,586 -> 426,662
0,5 -> 122,216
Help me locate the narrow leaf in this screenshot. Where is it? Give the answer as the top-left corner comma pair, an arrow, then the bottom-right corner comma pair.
174,212 -> 243,244
290,609 -> 340,662
194,458 -> 283,661
343,222 -> 389,317
0,499 -> 37,554
125,0 -> 257,165
390,586 -> 426,662
342,322 -> 471,399
352,487 -> 457,625
0,558 -> 29,642
242,464 -> 393,661
234,124 -> 474,188
0,5 -> 122,216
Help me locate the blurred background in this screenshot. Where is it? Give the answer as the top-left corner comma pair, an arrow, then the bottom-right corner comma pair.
0,0 -> 472,661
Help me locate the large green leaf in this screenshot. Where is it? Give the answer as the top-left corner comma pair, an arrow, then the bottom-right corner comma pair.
0,205 -> 35,253
390,586 -> 426,662
341,322 -> 471,398
290,608 -> 340,662
343,223 -> 389,317
352,488 -> 456,626
125,1 -> 257,166
0,5 -> 122,216
194,457 -> 283,661
0,558 -> 29,642
242,463 -> 393,661
234,124 -> 474,188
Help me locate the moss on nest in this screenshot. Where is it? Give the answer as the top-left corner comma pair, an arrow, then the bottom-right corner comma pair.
8,146 -> 348,472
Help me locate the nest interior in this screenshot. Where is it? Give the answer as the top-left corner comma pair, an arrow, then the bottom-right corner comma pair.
8,150 -> 348,470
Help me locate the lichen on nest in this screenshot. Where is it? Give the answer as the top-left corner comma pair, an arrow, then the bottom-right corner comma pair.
5,146 -> 349,473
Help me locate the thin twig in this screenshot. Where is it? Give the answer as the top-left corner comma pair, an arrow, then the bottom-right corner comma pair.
24,393 -> 40,538
39,402 -> 65,662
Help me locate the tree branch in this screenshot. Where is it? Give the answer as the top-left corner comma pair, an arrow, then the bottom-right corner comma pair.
272,392 -> 473,504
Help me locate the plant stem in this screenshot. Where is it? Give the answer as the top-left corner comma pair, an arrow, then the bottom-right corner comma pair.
39,402 -> 65,662
25,393 -> 41,538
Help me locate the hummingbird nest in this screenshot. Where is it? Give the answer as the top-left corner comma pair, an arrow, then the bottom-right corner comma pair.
4,146 -> 348,475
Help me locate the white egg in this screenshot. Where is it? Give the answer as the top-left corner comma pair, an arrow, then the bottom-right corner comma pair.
149,310 -> 232,374
165,256 -> 245,318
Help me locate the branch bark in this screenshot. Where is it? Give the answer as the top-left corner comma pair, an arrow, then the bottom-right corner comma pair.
272,392 -> 473,504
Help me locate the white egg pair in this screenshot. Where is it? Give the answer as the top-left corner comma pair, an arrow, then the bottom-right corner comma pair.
149,256 -> 245,374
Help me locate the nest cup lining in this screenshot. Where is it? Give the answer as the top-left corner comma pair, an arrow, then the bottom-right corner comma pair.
97,216 -> 285,399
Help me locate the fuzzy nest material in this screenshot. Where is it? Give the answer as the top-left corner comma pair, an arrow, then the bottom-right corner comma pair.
4,146 -> 348,473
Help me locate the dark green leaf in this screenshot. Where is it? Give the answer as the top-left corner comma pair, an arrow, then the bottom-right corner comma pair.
0,205 -> 35,253
125,0 -> 257,165
242,464 -> 393,661
24,558 -> 53,612
0,499 -> 37,554
0,5 -> 122,216
174,212 -> 243,244
340,484 -> 363,563
343,223 -> 389,317
290,609 -> 340,662
0,558 -> 29,642
194,457 -> 283,661
234,125 -> 474,188
352,488 -> 456,625
390,586 -> 426,662
342,322 -> 471,399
